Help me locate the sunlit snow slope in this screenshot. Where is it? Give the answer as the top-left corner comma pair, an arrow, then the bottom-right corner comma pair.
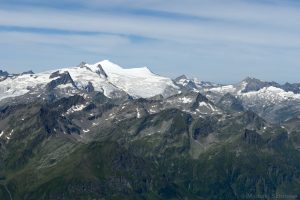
86,60 -> 178,98
0,60 -> 179,101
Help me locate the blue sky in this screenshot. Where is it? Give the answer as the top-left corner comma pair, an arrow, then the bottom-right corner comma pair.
0,0 -> 300,83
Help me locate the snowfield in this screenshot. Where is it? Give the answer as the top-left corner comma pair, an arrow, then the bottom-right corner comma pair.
87,60 -> 178,98
0,60 -> 179,101
1,60 -> 300,107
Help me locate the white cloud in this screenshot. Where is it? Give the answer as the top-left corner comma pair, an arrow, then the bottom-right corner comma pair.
0,0 -> 300,83
0,6 -> 299,48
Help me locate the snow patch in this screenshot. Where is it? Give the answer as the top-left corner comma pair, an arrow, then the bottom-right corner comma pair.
149,109 -> 156,114
199,102 -> 208,107
136,108 -> 141,118
209,85 -> 235,94
92,122 -> 99,126
66,104 -> 86,114
0,71 -> 59,101
241,86 -> 300,103
179,97 -> 193,104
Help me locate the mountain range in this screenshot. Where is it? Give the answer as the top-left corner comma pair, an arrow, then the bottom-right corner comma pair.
0,60 -> 300,199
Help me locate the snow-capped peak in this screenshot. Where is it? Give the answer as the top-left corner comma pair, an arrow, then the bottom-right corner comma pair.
87,60 -> 122,73
89,60 -> 153,77
85,60 -> 178,98
0,60 -> 180,102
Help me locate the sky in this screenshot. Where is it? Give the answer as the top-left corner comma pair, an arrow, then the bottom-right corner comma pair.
0,0 -> 300,84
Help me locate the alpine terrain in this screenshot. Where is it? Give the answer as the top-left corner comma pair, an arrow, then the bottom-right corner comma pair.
0,60 -> 300,199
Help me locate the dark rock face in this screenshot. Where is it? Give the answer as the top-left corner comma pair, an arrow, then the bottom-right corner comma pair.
243,129 -> 261,145
39,95 -> 85,134
267,131 -> 288,148
183,81 -> 197,90
0,104 -> 25,120
218,93 -> 244,112
92,92 -> 110,104
0,70 -> 9,77
0,70 -> 9,81
195,93 -> 209,103
174,75 -> 198,90
192,117 -> 215,139
242,110 -> 265,130
281,82 -> 300,94
49,70 -> 61,79
241,77 -> 280,93
96,64 -> 108,78
81,63 -> 108,78
47,71 -> 76,91
85,82 -> 94,93
21,70 -> 34,75
174,75 -> 188,82
148,94 -> 164,101
241,77 -> 300,94
190,93 -> 210,111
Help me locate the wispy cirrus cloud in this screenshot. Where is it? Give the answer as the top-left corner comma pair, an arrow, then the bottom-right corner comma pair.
0,0 -> 300,83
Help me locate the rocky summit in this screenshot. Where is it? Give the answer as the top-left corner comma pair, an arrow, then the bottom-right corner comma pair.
0,60 -> 300,199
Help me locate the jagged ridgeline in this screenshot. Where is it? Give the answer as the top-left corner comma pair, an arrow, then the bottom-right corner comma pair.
0,60 -> 300,199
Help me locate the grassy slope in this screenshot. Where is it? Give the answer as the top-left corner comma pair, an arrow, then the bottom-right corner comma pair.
1,105 -> 300,199
4,131 -> 300,198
